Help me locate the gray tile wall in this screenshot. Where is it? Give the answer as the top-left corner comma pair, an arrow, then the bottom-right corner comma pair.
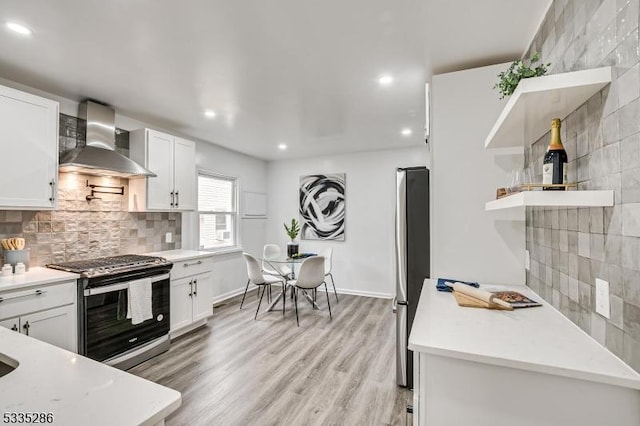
524,0 -> 640,371
0,114 -> 180,267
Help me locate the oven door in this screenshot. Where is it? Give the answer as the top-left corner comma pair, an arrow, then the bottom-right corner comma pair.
83,273 -> 170,362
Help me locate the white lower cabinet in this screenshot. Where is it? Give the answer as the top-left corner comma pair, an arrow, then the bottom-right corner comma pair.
21,305 -> 76,351
170,277 -> 193,331
169,256 -> 214,338
192,272 -> 213,322
0,317 -> 19,331
0,281 -> 77,353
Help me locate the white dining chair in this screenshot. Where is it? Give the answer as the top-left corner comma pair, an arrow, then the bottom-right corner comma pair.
241,253 -> 287,319
262,244 -> 292,279
289,256 -> 331,326
318,247 -> 338,302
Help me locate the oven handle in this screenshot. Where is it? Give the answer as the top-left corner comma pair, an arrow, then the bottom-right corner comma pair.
84,273 -> 170,296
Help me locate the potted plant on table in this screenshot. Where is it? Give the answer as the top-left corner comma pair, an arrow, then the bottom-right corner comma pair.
284,218 -> 300,258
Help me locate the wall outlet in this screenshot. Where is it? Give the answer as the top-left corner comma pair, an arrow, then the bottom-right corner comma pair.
165,232 -> 173,243
595,278 -> 610,319
525,250 -> 530,271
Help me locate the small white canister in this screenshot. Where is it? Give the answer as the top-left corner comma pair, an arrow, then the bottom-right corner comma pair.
1,264 -> 12,277
14,262 -> 25,275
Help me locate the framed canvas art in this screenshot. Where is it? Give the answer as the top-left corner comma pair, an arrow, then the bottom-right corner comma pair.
299,173 -> 345,241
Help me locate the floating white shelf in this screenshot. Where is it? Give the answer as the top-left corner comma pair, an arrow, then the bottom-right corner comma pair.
485,190 -> 615,211
485,67 -> 612,149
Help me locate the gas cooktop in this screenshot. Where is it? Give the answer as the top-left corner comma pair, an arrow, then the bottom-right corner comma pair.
47,254 -> 172,278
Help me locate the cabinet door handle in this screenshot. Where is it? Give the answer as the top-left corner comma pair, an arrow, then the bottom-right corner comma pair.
170,191 -> 175,207
183,260 -> 202,268
0,289 -> 47,303
49,179 -> 56,203
188,279 -> 193,297
194,278 -> 198,296
175,190 -> 179,208
10,324 -> 18,332
23,321 -> 30,336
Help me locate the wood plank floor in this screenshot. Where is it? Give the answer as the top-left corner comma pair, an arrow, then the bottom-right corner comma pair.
129,289 -> 412,426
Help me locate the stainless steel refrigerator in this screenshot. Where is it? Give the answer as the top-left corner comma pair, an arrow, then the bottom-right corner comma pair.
395,166 -> 430,389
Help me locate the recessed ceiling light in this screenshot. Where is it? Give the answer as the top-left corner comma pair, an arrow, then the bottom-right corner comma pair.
278,143 -> 287,150
378,74 -> 394,86
401,128 -> 412,136
6,22 -> 32,36
204,110 -> 216,118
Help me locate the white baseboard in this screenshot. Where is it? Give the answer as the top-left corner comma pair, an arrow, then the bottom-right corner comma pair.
319,286 -> 393,299
212,286 -> 255,305
212,284 -> 392,305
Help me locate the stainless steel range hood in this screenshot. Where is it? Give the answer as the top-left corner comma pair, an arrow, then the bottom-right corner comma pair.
59,101 -> 155,177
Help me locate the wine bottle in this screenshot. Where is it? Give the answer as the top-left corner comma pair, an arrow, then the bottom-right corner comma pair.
542,118 -> 568,191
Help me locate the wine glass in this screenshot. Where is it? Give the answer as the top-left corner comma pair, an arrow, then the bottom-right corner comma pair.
509,169 -> 525,193
522,167 -> 534,190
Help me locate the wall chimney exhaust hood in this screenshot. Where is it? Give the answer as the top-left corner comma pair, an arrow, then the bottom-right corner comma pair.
58,101 -> 155,178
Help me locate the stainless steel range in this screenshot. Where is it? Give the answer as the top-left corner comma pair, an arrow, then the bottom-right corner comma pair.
47,255 -> 173,370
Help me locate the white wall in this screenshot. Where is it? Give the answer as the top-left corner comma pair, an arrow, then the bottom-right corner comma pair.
431,63 -> 525,285
266,146 -> 429,298
182,140 -> 268,302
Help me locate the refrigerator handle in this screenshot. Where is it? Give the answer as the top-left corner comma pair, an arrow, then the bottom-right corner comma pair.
395,169 -> 408,305
392,296 -> 397,313
396,303 -> 408,387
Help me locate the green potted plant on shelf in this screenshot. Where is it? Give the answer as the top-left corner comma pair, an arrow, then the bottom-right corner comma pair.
494,52 -> 550,99
284,218 -> 300,257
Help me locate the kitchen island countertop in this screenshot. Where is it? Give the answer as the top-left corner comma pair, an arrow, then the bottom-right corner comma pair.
0,327 -> 181,426
409,279 -> 640,390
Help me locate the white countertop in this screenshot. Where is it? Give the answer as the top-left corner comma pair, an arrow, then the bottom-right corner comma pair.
0,327 -> 181,426
409,279 -> 640,390
0,267 -> 79,293
145,249 -> 217,262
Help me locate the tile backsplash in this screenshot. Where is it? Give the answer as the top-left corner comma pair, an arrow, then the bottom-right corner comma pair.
524,0 -> 640,372
0,113 -> 181,267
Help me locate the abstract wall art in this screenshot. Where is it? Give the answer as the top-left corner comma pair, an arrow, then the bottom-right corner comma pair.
299,173 -> 345,241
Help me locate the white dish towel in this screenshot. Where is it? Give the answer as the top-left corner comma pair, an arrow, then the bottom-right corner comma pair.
127,278 -> 153,325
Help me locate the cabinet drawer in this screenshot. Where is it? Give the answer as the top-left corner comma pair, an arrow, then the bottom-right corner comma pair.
171,257 -> 213,280
0,281 -> 76,320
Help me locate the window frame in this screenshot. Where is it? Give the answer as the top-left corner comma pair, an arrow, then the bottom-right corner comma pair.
197,170 -> 240,252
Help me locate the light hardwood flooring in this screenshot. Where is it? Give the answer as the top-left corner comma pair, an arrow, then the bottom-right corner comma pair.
130,288 -> 412,426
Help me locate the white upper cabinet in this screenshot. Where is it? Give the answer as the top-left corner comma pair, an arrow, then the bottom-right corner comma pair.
129,129 -> 196,211
0,84 -> 59,210
173,137 -> 196,211
146,130 -> 174,210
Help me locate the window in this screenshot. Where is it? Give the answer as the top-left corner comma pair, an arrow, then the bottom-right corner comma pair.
198,173 -> 237,250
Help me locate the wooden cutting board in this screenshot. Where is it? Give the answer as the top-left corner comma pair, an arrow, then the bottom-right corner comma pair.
452,290 -> 512,310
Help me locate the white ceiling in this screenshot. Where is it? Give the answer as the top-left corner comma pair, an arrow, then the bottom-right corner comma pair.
0,0 -> 550,160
